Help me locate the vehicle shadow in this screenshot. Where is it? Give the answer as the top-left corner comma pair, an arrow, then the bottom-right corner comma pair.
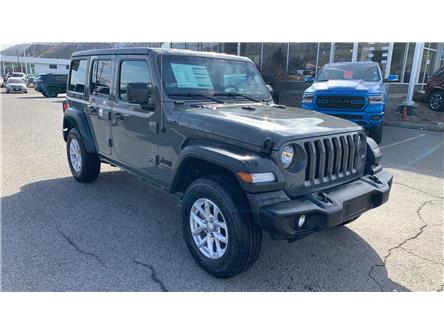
1,170 -> 409,292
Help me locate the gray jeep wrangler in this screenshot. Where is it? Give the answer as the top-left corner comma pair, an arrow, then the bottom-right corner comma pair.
63,48 -> 393,278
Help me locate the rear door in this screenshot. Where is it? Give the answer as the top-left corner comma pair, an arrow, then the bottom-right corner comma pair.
87,56 -> 115,156
111,55 -> 159,177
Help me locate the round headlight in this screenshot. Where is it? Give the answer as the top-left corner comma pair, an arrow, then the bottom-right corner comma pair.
281,145 -> 294,168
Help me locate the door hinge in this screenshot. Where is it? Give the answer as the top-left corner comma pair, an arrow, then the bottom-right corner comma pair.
108,138 -> 113,147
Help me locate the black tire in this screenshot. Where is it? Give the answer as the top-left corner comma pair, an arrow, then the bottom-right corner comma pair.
369,125 -> 383,144
66,128 -> 101,183
182,176 -> 262,278
428,91 -> 444,112
45,86 -> 58,97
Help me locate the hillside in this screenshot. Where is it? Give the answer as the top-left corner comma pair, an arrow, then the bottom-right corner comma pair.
1,43 -> 163,59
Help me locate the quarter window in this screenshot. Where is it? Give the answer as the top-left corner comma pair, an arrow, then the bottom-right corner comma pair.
90,60 -> 112,96
119,60 -> 152,103
68,59 -> 88,93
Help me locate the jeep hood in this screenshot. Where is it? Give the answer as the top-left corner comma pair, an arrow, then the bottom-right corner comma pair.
305,80 -> 383,94
177,104 -> 362,150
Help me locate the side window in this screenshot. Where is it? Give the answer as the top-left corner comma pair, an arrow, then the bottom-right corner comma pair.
119,60 -> 154,105
90,60 -> 112,96
437,70 -> 444,79
68,59 -> 87,93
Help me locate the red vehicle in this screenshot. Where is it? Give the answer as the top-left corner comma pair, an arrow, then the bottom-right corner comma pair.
425,67 -> 444,112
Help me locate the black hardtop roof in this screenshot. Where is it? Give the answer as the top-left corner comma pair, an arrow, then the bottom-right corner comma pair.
71,47 -> 251,61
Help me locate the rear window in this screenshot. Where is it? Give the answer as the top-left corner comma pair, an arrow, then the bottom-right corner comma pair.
68,59 -> 88,93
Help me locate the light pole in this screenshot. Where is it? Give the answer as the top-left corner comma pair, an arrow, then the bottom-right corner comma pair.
405,42 -> 424,106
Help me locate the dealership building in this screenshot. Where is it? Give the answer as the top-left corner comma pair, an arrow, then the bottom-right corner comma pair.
0,55 -> 70,76
162,42 -> 444,105
2,42 -> 442,104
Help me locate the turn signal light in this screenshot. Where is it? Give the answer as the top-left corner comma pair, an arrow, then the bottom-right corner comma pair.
237,172 -> 276,184
62,101 -> 68,112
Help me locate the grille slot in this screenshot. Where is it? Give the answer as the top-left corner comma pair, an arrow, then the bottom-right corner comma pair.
304,133 -> 363,186
315,95 -> 365,110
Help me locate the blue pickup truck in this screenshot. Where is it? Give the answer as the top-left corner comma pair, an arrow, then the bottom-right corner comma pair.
301,62 -> 397,143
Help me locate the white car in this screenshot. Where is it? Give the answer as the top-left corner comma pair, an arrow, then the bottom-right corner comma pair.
10,72 -> 29,85
6,78 -> 28,93
0,76 -> 4,88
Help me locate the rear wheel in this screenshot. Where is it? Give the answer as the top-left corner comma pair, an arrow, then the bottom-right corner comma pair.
46,86 -> 58,97
66,128 -> 101,183
369,125 -> 383,144
182,176 -> 262,278
429,91 -> 444,112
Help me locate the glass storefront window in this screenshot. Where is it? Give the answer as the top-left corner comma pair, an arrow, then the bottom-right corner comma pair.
389,43 -> 408,79
357,42 -> 390,74
419,45 -> 437,87
171,43 -> 186,49
240,43 -> 262,68
261,43 -> 287,82
318,43 -> 331,70
287,43 -> 318,81
334,43 -> 353,62
222,43 -> 238,55
185,43 -> 199,51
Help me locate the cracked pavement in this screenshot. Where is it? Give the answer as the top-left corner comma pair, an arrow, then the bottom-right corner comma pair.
1,90 -> 443,291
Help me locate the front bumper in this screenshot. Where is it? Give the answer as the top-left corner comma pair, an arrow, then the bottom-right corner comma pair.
248,170 -> 392,241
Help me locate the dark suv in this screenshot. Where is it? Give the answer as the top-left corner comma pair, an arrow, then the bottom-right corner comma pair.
35,73 -> 68,97
63,48 -> 393,278
425,67 -> 444,112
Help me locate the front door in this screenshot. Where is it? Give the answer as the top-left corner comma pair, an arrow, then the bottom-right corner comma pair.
87,56 -> 115,156
111,56 -> 159,177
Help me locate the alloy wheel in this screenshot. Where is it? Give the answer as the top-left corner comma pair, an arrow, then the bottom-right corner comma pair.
69,138 -> 82,173
189,198 -> 229,259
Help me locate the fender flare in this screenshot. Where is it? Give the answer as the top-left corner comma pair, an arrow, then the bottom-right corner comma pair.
170,141 -> 285,193
63,108 -> 97,154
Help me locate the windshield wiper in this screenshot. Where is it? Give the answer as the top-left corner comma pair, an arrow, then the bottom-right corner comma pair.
168,93 -> 224,104
213,92 -> 261,103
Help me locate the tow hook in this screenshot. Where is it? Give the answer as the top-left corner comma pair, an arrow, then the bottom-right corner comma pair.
369,175 -> 383,185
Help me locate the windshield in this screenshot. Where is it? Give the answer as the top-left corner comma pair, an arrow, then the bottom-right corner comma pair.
157,54 -> 270,102
8,78 -> 23,84
11,73 -> 25,77
317,63 -> 381,82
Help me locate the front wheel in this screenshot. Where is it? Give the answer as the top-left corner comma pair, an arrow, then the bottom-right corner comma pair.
182,176 -> 262,278
429,91 -> 444,112
66,129 -> 101,183
369,125 -> 383,144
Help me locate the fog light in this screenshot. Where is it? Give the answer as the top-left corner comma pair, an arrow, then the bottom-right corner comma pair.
371,115 -> 381,121
298,215 -> 306,228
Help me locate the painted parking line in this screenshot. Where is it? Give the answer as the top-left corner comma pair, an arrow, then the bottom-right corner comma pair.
407,142 -> 444,166
380,133 -> 428,149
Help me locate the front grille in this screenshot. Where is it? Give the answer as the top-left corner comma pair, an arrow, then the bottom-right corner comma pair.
315,95 -> 365,110
303,133 -> 364,186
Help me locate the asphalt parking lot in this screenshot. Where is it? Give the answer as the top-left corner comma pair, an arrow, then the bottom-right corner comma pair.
1,89 -> 443,291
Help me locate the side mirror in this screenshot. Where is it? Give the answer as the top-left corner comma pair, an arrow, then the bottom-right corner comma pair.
304,75 -> 314,82
385,74 -> 399,82
266,84 -> 274,93
127,82 -> 155,110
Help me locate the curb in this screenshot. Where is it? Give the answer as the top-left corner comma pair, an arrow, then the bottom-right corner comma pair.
384,121 -> 444,132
